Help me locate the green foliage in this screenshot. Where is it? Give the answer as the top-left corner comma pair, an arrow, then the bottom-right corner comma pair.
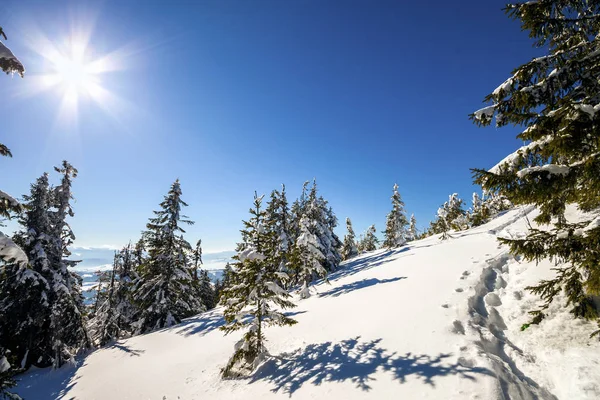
220,193 -> 296,378
471,0 -> 600,336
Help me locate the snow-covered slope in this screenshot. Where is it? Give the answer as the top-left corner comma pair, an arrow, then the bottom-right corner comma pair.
15,207 -> 600,399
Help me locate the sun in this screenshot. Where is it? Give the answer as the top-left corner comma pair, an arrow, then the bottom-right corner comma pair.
20,19 -> 134,127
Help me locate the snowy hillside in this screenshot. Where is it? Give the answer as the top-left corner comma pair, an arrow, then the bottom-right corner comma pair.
15,207 -> 600,400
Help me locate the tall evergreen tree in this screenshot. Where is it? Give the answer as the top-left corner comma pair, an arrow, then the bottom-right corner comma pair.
132,180 -> 205,333
48,161 -> 90,367
341,217 -> 358,260
293,215 -> 327,299
264,185 -> 292,286
0,27 -> 26,400
1,164 -> 89,369
219,193 -> 296,378
383,184 -> 409,248
471,0 -> 600,336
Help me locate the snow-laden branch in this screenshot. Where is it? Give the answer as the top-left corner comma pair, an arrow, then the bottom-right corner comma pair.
0,41 -> 24,77
0,232 -> 28,268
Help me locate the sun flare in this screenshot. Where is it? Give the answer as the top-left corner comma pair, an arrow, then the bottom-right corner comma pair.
21,20 -> 134,127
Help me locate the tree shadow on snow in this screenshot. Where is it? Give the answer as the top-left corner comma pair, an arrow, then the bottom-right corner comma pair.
325,248 -> 412,284
105,341 -> 145,356
318,277 -> 406,298
250,336 -> 493,396
175,309 -> 306,337
14,361 -> 82,400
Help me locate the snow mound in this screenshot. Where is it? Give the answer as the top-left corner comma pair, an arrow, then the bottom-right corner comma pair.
14,207 -> 600,399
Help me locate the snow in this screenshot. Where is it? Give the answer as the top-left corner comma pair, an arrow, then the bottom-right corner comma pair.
0,232 -> 28,267
0,41 -> 25,76
488,135 -> 553,174
516,164 -> 570,179
473,105 -> 495,122
14,207 -> 600,399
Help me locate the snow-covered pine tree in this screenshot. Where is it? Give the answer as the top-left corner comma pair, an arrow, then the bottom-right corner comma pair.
264,185 -> 292,287
47,161 -> 90,367
288,181 -> 310,250
408,214 -> 418,241
215,262 -> 235,302
0,27 -> 26,399
471,0 -> 600,336
469,192 -> 488,228
0,348 -> 21,400
360,225 -> 379,252
304,180 -> 341,272
382,183 -> 409,248
88,253 -> 120,346
132,180 -> 205,333
293,214 -> 327,299
436,207 -> 451,240
341,217 -> 358,260
133,237 -> 145,271
198,269 -> 216,310
445,193 -> 468,231
219,193 -> 296,378
1,174 -> 53,369
192,239 -> 203,282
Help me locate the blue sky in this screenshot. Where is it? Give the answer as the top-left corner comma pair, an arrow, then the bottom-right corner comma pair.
0,0 -> 538,252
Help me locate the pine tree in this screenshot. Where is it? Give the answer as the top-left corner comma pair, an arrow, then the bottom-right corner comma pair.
192,239 -> 203,282
341,217 -> 358,260
294,215 -> 327,299
1,165 -> 89,369
471,0 -> 600,336
48,161 -> 90,367
219,193 -> 296,378
0,27 -> 25,399
264,185 -> 292,286
132,180 -> 205,333
469,192 -> 488,227
383,184 -> 409,248
360,225 -> 379,252
0,348 -> 21,400
445,193 -> 468,231
436,206 -> 451,240
303,180 -> 342,272
88,253 -> 120,346
408,214 -> 418,241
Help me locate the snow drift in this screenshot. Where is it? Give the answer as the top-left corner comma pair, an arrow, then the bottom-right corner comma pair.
15,207 -> 600,399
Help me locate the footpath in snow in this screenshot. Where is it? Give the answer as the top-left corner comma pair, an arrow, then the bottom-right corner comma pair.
15,207 -> 600,399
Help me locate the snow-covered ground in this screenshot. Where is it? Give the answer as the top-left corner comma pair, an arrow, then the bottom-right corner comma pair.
14,207 -> 600,399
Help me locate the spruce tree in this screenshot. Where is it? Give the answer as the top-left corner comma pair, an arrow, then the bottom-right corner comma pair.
383,183 -> 409,248
48,161 -> 90,367
198,269 -> 216,310
408,214 -> 418,241
0,27 -> 25,399
1,165 -> 89,369
219,193 -> 296,378
471,0 -> 600,336
132,180 -> 205,333
88,253 -> 120,346
264,185 -> 292,286
360,225 -> 379,252
341,217 -> 358,260
436,207 -> 451,241
293,215 -> 327,299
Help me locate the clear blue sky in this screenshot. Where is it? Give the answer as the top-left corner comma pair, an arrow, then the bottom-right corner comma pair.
0,0 -> 537,252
